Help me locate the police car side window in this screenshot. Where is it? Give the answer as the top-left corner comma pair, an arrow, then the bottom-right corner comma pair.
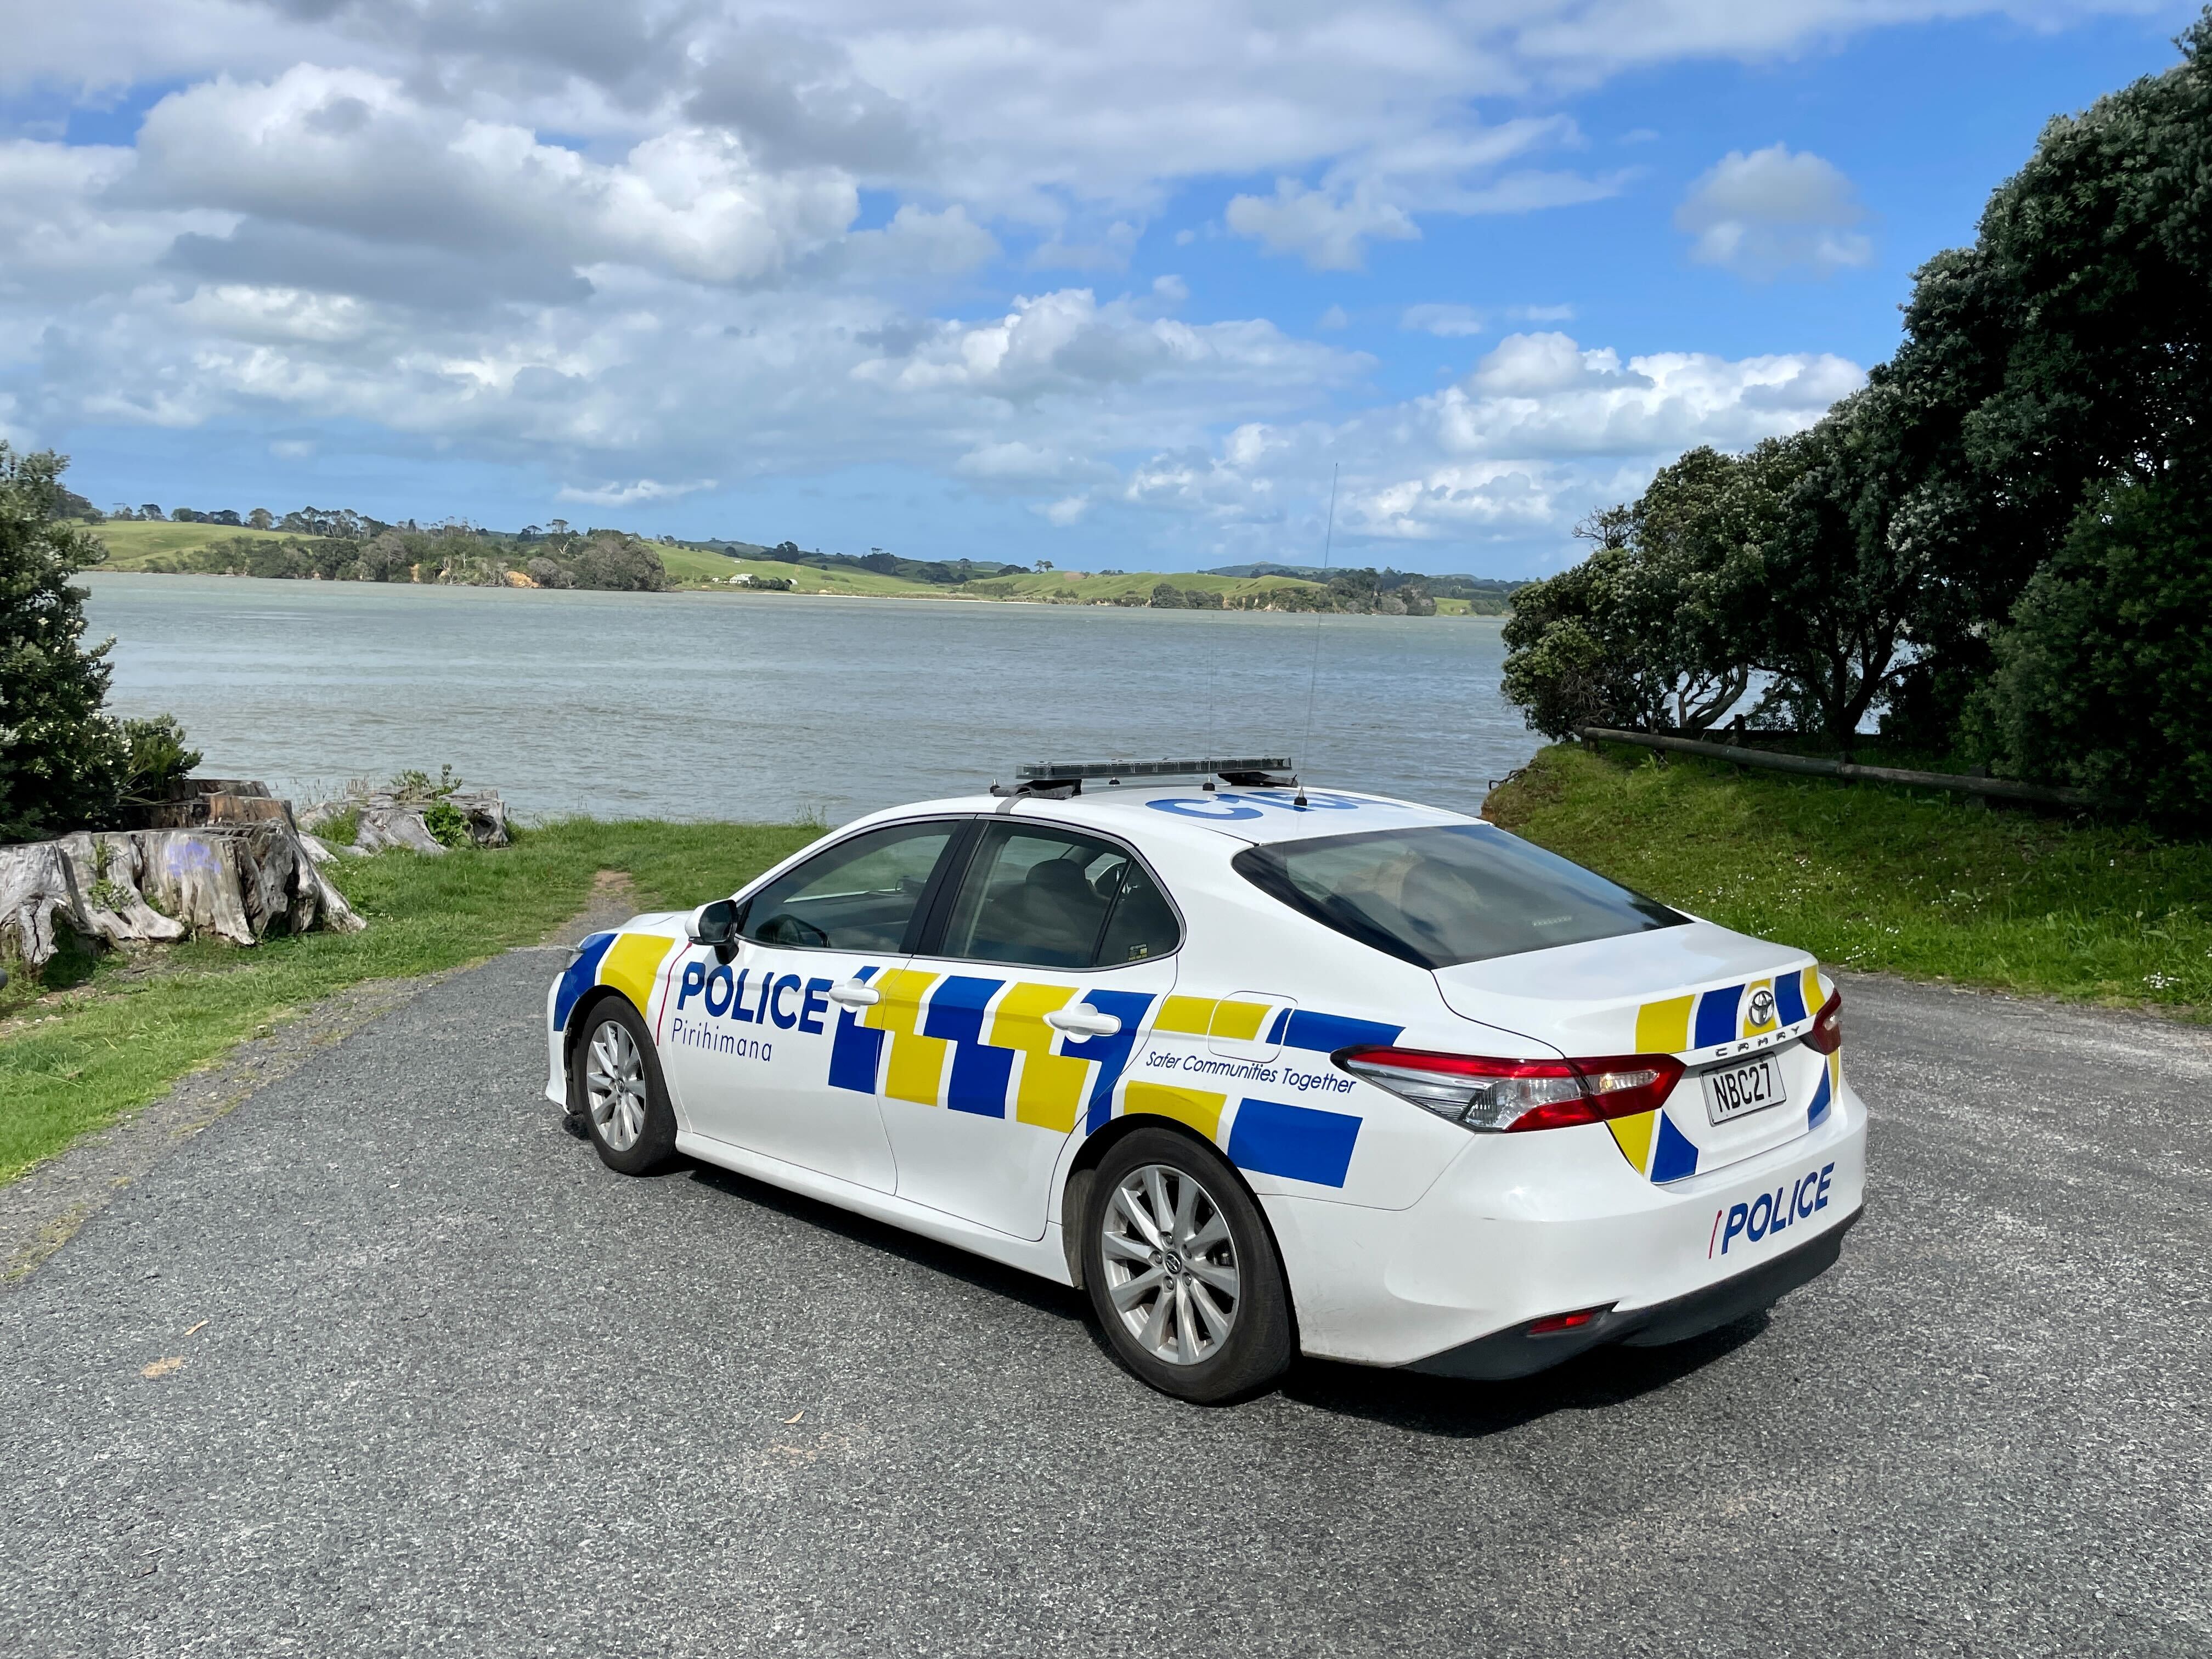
1096,858 -> 1180,965
939,824 -> 1178,969
742,822 -> 957,952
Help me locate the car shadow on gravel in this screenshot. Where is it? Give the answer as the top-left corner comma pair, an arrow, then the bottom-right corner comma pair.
676,1156 -> 1093,1324
1283,1316 -> 1769,1438
586,1122 -> 1770,1436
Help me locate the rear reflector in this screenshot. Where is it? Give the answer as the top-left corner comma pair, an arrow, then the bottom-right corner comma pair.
1336,1046 -> 1685,1132
1527,1306 -> 1611,1336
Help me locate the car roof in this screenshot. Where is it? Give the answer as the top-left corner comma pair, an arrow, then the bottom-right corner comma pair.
838,783 -> 1485,853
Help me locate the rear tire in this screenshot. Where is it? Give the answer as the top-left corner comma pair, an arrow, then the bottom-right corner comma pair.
571,998 -> 678,1175
1081,1127 -> 1294,1403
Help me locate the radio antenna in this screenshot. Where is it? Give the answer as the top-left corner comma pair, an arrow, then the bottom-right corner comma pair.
1295,462 -> 1339,807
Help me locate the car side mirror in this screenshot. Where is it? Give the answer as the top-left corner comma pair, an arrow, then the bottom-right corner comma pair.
687,898 -> 742,963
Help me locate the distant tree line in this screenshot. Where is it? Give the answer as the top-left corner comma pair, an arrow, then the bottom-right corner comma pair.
1502,14 -> 2212,824
1140,569 -> 1439,613
140,523 -> 670,592
1210,563 -> 1520,613
89,501 -> 408,537
720,539 -> 1032,586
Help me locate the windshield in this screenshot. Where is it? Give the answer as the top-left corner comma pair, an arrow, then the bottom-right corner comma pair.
1232,824 -> 1686,969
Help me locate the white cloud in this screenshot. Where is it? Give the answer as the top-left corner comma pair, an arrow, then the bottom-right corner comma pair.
132,66 -> 859,289
1119,330 -> 1864,562
557,477 -> 718,507
1029,219 -> 1140,272
0,140 -> 230,298
1438,331 -> 1861,457
840,203 -> 999,277
955,441 -> 1101,483
1225,180 -> 1419,272
849,287 -> 1356,404
1222,114 -> 1621,269
1676,144 -> 1872,279
1402,303 -> 1485,337
1317,304 -> 1350,330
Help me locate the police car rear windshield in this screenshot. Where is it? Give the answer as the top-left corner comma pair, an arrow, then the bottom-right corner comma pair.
1232,825 -> 1686,969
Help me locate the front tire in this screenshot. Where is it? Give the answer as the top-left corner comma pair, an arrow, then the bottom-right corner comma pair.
1081,1127 -> 1294,1403
571,998 -> 677,1175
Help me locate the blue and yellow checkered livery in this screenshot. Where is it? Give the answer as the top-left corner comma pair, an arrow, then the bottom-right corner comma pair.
1607,965 -> 1836,1184
828,971 -> 1401,1190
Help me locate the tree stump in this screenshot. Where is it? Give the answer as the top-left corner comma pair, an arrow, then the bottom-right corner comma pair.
0,823 -> 363,969
56,831 -> 186,945
0,841 -> 93,968
302,787 -> 510,855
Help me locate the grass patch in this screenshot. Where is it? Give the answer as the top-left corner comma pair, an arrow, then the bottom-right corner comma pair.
1486,742 -> 2212,1013
91,520 -> 298,566
0,819 -> 817,1183
672,556 -> 1340,605
710,556 -> 951,596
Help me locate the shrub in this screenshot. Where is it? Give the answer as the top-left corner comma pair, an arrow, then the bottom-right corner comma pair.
567,532 -> 669,592
1968,475 -> 2212,823
388,764 -> 461,802
421,799 -> 471,848
0,446 -> 128,840
117,715 -> 203,825
355,532 -> 416,583
315,805 -> 361,848
1500,553 -> 1649,739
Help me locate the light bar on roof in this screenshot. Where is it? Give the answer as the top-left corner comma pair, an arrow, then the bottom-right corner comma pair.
1014,757 -> 1294,782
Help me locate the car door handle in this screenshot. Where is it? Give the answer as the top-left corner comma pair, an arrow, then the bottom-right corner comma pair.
1045,1007 -> 1121,1037
827,981 -> 880,1007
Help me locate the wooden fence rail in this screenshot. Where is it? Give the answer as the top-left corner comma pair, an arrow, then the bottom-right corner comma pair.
1577,727 -> 2095,808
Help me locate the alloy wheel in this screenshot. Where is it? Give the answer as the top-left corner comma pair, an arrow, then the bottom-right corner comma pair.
1098,1162 -> 1241,1365
584,1018 -> 648,1152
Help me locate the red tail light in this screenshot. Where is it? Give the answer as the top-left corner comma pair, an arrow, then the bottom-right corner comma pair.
1337,1046 -> 1685,1133
1803,985 -> 1843,1055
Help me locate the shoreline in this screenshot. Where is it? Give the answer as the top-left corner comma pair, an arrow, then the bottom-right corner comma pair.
81,568 -> 1511,617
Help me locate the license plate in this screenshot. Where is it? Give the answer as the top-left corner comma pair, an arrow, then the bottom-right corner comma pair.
1703,1055 -> 1788,1125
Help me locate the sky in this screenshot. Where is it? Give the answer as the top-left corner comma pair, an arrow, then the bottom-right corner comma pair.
0,2 -> 2199,576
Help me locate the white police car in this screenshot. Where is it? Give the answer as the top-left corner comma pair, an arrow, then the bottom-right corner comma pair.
546,759 -> 1866,1402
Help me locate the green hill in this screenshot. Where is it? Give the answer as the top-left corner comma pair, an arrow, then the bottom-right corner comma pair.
687,558 -> 1328,606
92,520 -> 298,567
83,520 -> 1496,614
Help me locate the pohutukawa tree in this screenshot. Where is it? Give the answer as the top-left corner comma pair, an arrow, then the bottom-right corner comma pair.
1503,11 -> 2212,815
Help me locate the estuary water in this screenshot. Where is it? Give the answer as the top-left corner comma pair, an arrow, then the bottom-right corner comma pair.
83,573 -> 1539,826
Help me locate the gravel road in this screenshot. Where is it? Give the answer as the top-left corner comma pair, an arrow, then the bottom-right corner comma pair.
3,946 -> 2207,1657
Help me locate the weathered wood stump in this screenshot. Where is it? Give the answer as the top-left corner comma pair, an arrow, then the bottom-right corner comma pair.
0,840 -> 93,968
301,788 -> 510,855
56,831 -> 187,945
0,822 -> 363,969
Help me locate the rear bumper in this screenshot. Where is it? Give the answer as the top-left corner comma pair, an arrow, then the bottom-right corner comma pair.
1260,1080 -> 1869,1368
1407,1206 -> 1861,1379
